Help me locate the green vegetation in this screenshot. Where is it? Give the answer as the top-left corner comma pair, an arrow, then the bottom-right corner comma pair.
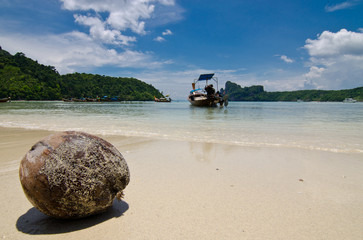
0,48 -> 163,101
224,81 -> 363,102
60,73 -> 162,101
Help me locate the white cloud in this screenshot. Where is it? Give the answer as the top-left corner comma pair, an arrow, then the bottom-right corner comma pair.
154,29 -> 173,42
0,0 -> 184,75
303,66 -> 325,89
154,36 -> 165,42
158,0 -> 175,5
305,29 -> 363,57
74,14 -> 136,45
0,31 -> 162,74
304,66 -> 325,79
162,29 -> 173,35
60,0 -> 154,32
325,0 -> 361,12
60,0 -> 178,39
279,55 -> 294,63
303,29 -> 363,89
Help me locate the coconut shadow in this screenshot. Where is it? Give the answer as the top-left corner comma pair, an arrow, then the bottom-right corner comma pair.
16,199 -> 129,235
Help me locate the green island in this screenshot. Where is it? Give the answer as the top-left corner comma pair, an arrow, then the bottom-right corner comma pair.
223,81 -> 362,102
0,48 -> 163,101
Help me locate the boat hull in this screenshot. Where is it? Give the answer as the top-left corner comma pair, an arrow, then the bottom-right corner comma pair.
188,93 -> 220,107
154,97 -> 171,102
0,97 -> 10,103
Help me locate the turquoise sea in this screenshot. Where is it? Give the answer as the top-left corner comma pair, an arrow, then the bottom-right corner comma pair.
0,101 -> 362,153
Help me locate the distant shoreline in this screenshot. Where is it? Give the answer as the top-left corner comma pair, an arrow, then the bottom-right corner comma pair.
224,81 -> 363,102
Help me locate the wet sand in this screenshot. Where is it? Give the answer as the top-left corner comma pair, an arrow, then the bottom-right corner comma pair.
1,127 -> 363,239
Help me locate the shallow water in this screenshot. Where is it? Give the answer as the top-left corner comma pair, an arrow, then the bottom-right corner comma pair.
0,101 -> 362,153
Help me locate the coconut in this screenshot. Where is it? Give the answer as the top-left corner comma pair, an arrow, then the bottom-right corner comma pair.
19,131 -> 130,219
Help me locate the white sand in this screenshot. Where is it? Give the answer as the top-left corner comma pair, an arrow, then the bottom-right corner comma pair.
1,127 -> 363,239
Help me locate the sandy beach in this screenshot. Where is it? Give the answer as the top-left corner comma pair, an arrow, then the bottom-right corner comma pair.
1,127 -> 363,240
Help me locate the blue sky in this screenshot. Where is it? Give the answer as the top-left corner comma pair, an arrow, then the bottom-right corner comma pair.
1,0 -> 363,99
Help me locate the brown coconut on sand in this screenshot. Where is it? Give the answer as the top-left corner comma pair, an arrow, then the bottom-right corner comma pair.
19,131 -> 130,219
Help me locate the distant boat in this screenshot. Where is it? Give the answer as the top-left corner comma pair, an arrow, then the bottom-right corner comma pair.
187,73 -> 228,107
154,96 -> 171,102
0,97 -> 10,103
343,98 -> 357,103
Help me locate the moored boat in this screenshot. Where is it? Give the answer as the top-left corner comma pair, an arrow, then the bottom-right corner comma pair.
343,98 -> 357,103
0,97 -> 10,102
188,73 -> 227,107
154,95 -> 171,102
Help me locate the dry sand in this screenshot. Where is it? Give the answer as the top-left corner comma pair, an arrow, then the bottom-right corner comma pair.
1,127 -> 363,240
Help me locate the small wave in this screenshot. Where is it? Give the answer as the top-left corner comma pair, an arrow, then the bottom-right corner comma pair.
1,123 -> 362,154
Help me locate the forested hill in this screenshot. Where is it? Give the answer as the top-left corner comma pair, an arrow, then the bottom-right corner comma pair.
0,48 -> 163,100
224,81 -> 363,102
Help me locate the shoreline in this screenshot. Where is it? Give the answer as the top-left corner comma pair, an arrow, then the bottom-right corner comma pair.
1,127 -> 363,239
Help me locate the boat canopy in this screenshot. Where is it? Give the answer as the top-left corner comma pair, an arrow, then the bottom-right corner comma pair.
197,73 -> 215,81
192,73 -> 219,93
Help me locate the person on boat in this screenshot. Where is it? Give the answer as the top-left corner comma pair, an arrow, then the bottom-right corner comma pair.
216,91 -> 225,106
205,84 -> 215,99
